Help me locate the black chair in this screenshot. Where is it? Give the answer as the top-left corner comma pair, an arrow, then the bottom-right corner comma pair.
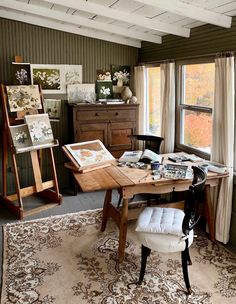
135,166 -> 206,294
129,134 -> 164,154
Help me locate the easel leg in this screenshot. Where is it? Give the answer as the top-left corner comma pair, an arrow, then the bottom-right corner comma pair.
49,147 -> 61,202
101,189 -> 112,231
11,152 -> 23,218
204,185 -> 215,242
118,198 -> 129,262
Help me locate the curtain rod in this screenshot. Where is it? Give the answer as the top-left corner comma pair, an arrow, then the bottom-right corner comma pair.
138,51 -> 235,66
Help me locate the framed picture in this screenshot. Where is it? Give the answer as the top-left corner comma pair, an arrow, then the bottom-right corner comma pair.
44,99 -> 61,121
111,65 -> 130,87
67,84 -> 96,104
64,139 -> 115,169
96,81 -> 113,100
9,124 -> 33,149
24,113 -> 54,145
31,64 -> 63,94
97,69 -> 111,81
12,63 -> 31,85
64,65 -> 82,85
6,85 -> 42,112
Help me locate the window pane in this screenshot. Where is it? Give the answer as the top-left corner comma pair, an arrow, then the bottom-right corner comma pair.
183,109 -> 212,153
183,63 -> 215,107
147,67 -> 161,135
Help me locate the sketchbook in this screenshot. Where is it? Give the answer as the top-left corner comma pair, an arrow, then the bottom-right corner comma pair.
119,149 -> 163,164
63,139 -> 116,171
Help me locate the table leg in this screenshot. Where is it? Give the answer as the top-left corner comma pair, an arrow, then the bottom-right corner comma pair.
204,185 -> 215,242
118,198 -> 129,262
101,189 -> 112,232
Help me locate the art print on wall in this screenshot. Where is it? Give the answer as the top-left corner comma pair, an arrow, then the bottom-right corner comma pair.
97,69 -> 111,81
65,140 -> 115,168
9,124 -> 33,149
96,81 -> 113,100
31,65 -> 62,93
44,99 -> 61,121
111,65 -> 130,87
64,65 -> 82,85
25,113 -> 54,145
12,63 -> 31,85
6,85 -> 42,112
67,84 -> 96,104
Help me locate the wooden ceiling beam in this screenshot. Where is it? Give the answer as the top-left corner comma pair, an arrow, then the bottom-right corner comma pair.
43,0 -> 190,37
136,0 -> 232,28
0,10 -> 141,48
0,0 -> 161,44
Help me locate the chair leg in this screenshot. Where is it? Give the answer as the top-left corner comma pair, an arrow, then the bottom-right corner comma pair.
181,249 -> 192,294
186,247 -> 192,265
138,245 -> 151,285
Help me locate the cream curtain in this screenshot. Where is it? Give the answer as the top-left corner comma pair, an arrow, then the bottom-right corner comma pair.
160,62 -> 175,153
134,66 -> 146,134
211,54 -> 234,243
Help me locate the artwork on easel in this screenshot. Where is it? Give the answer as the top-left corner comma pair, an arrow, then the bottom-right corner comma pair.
64,140 -> 115,169
12,63 -> 31,85
25,113 -> 54,145
6,85 -> 42,112
9,124 -> 33,149
44,99 -> 61,121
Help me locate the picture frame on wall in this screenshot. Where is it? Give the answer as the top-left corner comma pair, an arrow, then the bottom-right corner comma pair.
31,64 -> 63,94
12,63 -> 32,85
111,65 -> 130,87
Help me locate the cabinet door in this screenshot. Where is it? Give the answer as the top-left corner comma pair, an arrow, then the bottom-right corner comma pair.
108,122 -> 136,157
75,123 -> 108,146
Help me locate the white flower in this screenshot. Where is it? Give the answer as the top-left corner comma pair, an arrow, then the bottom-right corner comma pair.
100,86 -> 110,97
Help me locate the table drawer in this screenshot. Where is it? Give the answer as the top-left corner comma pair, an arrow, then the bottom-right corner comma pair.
76,109 -> 136,121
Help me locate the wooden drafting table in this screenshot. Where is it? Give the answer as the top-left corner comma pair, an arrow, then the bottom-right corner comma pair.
71,155 -> 229,262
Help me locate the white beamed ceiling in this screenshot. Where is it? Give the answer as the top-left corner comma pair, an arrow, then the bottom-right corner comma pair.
0,0 -> 235,47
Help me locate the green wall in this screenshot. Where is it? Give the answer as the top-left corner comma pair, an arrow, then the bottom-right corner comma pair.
139,17 -> 236,62
0,17 -> 138,192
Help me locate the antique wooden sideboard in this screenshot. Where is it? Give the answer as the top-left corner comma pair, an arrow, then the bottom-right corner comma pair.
68,103 -> 139,158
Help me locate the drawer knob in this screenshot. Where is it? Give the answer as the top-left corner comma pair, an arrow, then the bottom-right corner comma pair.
95,113 -> 99,116
115,112 -> 119,116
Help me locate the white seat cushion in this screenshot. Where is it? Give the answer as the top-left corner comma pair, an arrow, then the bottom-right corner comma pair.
135,207 -> 194,253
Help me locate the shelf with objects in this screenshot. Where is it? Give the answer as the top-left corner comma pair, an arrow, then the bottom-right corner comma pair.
0,83 -> 62,219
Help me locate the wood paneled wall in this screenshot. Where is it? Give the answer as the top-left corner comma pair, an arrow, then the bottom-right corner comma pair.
139,17 -> 236,62
0,17 -> 138,192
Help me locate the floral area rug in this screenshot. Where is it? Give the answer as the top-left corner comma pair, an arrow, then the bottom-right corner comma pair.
1,209 -> 236,304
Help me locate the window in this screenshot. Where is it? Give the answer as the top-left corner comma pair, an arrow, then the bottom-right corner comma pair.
146,66 -> 161,136
177,61 -> 215,155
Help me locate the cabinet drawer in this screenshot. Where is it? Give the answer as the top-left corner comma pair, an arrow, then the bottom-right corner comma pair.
76,109 -> 136,122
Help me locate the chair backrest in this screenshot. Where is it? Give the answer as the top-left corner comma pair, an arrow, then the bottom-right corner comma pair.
129,134 -> 164,154
182,166 -> 207,236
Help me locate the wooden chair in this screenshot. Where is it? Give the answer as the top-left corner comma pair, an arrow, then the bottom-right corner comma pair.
129,134 -> 164,155
135,166 -> 206,294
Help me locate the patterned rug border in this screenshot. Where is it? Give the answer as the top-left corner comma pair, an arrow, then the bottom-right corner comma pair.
3,208 -> 103,229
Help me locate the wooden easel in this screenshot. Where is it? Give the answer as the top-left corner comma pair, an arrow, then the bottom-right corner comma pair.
0,84 -> 62,219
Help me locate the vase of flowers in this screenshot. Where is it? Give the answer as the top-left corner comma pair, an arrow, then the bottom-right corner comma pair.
113,69 -> 130,87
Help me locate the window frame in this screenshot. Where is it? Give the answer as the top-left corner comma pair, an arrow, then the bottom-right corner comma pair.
176,57 -> 215,159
